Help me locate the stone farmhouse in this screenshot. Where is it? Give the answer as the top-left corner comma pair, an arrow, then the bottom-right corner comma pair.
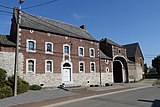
0,8 -> 144,87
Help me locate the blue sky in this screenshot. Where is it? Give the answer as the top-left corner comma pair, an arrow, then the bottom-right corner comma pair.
0,0 -> 160,67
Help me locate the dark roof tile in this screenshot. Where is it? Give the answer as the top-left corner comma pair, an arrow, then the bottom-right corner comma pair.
20,12 -> 97,41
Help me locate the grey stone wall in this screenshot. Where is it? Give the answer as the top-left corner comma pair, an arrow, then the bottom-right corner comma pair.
23,72 -> 113,87
128,63 -> 143,82
0,52 -> 23,77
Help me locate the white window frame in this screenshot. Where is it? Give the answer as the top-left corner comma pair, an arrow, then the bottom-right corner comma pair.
90,62 -> 96,72
105,59 -> 109,64
63,44 -> 70,55
26,59 -> 36,74
78,46 -> 84,57
106,67 -> 109,73
79,61 -> 85,73
45,42 -> 53,54
26,39 -> 36,52
89,48 -> 95,57
45,60 -> 53,73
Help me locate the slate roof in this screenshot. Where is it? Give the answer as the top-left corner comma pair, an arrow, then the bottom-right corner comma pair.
0,34 -> 16,46
100,50 -> 112,59
107,39 -> 122,47
19,11 -> 97,41
100,38 -> 122,47
123,43 -> 141,58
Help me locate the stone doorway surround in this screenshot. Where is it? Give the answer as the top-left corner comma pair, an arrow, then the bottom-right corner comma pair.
61,61 -> 73,85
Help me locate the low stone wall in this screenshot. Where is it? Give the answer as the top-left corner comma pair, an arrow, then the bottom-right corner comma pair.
0,52 -> 23,76
23,72 -> 113,87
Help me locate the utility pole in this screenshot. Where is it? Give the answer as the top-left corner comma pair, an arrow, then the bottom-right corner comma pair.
14,0 -> 24,97
98,43 -> 102,86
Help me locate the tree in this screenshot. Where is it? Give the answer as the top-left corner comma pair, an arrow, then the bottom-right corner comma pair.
144,63 -> 148,74
152,55 -> 160,74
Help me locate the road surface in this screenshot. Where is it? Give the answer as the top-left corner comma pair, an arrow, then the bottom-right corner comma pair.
54,87 -> 160,107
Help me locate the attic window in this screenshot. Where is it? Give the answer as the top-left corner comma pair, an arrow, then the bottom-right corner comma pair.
30,30 -> 34,33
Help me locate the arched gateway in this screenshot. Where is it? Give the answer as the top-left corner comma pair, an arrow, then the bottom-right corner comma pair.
113,56 -> 129,83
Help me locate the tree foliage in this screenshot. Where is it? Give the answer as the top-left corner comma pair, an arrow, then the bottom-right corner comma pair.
144,63 -> 148,74
152,55 -> 160,74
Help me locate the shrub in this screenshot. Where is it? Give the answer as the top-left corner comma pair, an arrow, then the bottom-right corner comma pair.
0,68 -> 7,87
29,85 -> 42,90
7,76 -> 29,94
0,86 -> 13,99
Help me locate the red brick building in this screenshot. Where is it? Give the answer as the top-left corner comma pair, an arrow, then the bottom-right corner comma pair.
0,8 -> 144,87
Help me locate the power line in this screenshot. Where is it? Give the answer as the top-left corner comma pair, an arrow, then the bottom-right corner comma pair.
0,13 -> 12,16
0,4 -> 13,10
22,0 -> 59,10
0,10 -> 12,14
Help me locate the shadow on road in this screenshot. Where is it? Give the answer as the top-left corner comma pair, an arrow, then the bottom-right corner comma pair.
138,99 -> 160,107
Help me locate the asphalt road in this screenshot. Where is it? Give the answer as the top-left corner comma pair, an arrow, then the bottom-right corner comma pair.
54,87 -> 160,107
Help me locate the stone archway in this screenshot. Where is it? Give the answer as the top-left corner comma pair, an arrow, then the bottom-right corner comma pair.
113,61 -> 123,83
113,56 -> 129,83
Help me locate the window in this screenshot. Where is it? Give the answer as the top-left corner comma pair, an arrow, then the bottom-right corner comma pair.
27,39 -> 36,52
45,60 -> 53,72
106,67 -> 109,72
79,61 -> 85,72
90,62 -> 96,72
90,48 -> 95,57
140,58 -> 143,66
79,47 -> 84,57
63,44 -> 70,55
45,42 -> 53,54
105,59 -> 109,64
26,59 -> 36,73
119,49 -> 121,54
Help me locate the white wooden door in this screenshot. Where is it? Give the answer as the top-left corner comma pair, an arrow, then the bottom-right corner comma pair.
63,68 -> 71,82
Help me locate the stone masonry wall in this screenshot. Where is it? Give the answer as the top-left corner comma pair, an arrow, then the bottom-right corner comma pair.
23,72 -> 113,87
128,63 -> 143,82
0,52 -> 23,77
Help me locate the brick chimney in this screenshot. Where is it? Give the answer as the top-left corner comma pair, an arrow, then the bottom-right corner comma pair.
80,25 -> 86,30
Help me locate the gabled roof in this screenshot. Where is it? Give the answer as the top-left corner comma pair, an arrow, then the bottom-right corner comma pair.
100,50 -> 112,59
18,11 -> 97,41
123,43 -> 143,59
0,34 -> 16,46
100,38 -> 122,47
107,39 -> 122,47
